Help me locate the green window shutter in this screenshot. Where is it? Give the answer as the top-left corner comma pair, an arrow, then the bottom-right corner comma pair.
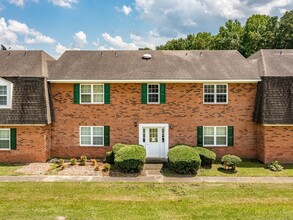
160,83 -> 166,104
104,84 -> 110,104
141,83 -> 147,104
10,128 -> 17,150
197,126 -> 203,146
73,84 -> 80,104
228,126 -> 234,146
104,126 -> 110,146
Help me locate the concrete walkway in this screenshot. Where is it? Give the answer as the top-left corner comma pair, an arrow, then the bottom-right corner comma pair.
1,175 -> 293,183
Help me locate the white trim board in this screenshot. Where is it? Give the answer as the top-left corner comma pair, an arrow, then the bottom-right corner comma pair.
48,79 -> 261,83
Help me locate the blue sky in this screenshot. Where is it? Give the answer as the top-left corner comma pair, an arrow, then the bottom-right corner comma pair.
0,0 -> 292,58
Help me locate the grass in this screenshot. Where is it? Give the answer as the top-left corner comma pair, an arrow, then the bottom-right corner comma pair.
0,182 -> 293,219
0,163 -> 23,176
161,160 -> 293,177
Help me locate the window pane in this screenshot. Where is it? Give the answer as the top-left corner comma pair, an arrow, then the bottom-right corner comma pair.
81,85 -> 91,93
143,128 -> 146,142
0,140 -> 9,149
93,94 -> 103,103
0,86 -> 7,95
162,128 -> 165,143
149,128 -> 158,142
204,127 -> 214,135
81,94 -> 91,103
81,136 -> 91,145
148,94 -> 159,103
81,127 -> 91,135
216,127 -> 226,135
216,137 -> 226,145
93,85 -> 103,93
204,85 -> 214,93
93,127 -> 103,136
216,94 -> 227,103
0,130 -> 9,139
216,85 -> 227,93
204,94 -> 214,103
148,84 -> 159,93
204,137 -> 214,145
93,137 -> 103,145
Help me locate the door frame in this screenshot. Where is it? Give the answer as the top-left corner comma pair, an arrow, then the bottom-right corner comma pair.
138,123 -> 169,159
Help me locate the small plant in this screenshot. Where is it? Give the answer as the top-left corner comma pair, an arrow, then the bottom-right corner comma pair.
168,145 -> 201,174
268,161 -> 283,172
91,159 -> 97,166
221,154 -> 242,172
80,156 -> 87,166
57,159 -> 64,166
106,151 -> 115,164
95,166 -> 100,171
103,163 -> 111,172
70,158 -> 77,166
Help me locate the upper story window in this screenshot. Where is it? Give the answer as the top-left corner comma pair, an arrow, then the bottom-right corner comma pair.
148,84 -> 160,104
0,78 -> 13,109
80,84 -> 104,104
204,84 -> 228,104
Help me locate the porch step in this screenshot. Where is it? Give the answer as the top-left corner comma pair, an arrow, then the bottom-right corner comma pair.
144,163 -> 163,171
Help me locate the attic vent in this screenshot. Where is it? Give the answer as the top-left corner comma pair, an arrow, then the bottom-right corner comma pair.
142,54 -> 152,60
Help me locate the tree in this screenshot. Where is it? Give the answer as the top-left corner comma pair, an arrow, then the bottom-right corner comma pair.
241,14 -> 278,57
277,10 -> 293,49
212,20 -> 243,50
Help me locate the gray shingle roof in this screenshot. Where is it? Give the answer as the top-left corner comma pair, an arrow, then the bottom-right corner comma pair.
249,49 -> 293,77
0,77 -> 51,124
253,77 -> 293,125
0,50 -> 54,77
48,50 -> 260,81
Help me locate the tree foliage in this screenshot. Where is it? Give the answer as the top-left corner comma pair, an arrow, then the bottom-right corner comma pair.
156,10 -> 293,57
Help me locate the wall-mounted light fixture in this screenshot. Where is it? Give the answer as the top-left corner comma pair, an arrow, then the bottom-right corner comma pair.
134,122 -> 138,127
169,124 -> 173,129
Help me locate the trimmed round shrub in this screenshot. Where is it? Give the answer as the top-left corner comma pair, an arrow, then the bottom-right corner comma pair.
221,154 -> 242,171
193,147 -> 216,167
168,145 -> 201,174
112,143 -> 126,155
115,145 -> 146,173
106,151 -> 115,164
268,161 -> 283,172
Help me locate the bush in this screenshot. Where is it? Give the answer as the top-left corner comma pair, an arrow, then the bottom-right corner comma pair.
103,164 -> 111,172
70,158 -> 77,166
91,159 -> 97,166
57,159 -> 64,166
221,155 -> 242,171
114,145 -> 146,173
80,156 -> 87,166
268,161 -> 283,172
168,145 -> 201,174
193,147 -> 216,167
112,143 -> 126,155
106,151 -> 115,164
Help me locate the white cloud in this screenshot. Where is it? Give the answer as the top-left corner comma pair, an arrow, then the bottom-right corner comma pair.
102,33 -> 138,50
48,0 -> 78,8
73,31 -> 87,48
8,0 -> 24,7
55,43 -> 68,55
8,19 -> 30,34
117,5 -> 132,15
0,17 -> 18,46
134,0 -> 293,38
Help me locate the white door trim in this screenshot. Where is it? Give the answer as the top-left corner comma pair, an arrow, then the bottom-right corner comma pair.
139,123 -> 169,159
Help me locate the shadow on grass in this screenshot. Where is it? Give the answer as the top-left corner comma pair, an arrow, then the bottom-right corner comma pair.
217,167 -> 237,174
160,162 -> 198,177
0,163 -> 25,167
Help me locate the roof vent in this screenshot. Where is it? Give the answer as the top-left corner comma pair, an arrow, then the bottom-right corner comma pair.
142,54 -> 152,60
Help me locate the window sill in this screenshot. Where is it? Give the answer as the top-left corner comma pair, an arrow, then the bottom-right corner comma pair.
203,145 -> 230,147
79,145 -> 107,148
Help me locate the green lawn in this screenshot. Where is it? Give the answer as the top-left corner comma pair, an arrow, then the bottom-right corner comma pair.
0,182 -> 293,219
0,163 -> 23,176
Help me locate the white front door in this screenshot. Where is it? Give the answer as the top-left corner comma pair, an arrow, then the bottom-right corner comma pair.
139,124 -> 169,158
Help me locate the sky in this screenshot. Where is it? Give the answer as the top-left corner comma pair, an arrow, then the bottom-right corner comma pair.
0,0 -> 292,58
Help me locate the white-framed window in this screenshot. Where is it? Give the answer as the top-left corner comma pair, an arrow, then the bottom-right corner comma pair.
203,84 -> 228,104
80,126 -> 104,146
0,78 -> 13,109
147,84 -> 160,104
203,126 -> 227,146
80,84 -> 104,104
0,129 -> 10,150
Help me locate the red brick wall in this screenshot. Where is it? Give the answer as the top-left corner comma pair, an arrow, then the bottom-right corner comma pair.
0,126 -> 51,163
257,126 -> 293,163
51,83 -> 258,159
